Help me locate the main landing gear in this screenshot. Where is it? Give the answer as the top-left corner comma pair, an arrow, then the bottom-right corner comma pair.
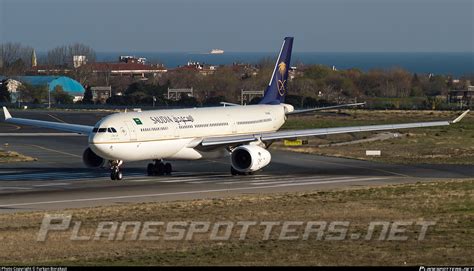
230,166 -> 254,176
110,160 -> 123,180
147,160 -> 172,176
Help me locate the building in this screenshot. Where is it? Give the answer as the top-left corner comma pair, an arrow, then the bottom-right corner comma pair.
240,89 -> 264,105
31,49 -> 37,68
90,86 -> 112,103
231,63 -> 258,79
172,61 -> 218,76
29,65 -> 72,75
29,61 -> 167,79
167,87 -> 193,101
10,76 -> 85,103
119,56 -> 147,64
448,86 -> 474,108
85,62 -> 167,78
73,55 -> 87,68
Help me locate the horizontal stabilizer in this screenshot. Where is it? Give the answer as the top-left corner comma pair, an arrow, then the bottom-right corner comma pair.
2,107 -> 93,135
3,106 -> 12,120
451,109 -> 470,124
286,102 -> 366,115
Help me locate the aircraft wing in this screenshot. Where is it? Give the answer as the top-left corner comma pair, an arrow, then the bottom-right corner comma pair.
3,107 -> 94,135
286,102 -> 366,115
200,109 -> 470,147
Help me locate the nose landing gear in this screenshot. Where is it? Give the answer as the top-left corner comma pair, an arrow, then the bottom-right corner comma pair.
109,160 -> 123,180
147,160 -> 172,176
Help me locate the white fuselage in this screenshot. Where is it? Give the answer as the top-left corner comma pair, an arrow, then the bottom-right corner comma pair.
89,104 -> 290,162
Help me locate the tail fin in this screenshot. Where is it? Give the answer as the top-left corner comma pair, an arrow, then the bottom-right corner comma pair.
259,37 -> 294,105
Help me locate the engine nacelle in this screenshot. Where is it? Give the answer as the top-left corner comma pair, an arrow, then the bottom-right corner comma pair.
82,147 -> 105,168
231,145 -> 271,172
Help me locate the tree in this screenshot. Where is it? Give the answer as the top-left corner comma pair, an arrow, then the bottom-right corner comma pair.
303,96 -> 319,107
388,68 -> 412,97
203,96 -> 225,106
0,81 -> 11,103
20,83 -> 48,103
304,65 -> 333,80
0,42 -> 34,75
289,77 -> 319,107
284,95 -> 303,107
9,59 -> 27,75
357,70 -> 385,97
248,97 -> 261,105
178,94 -> 198,107
106,95 -> 127,105
46,43 -> 96,67
426,75 -> 448,96
125,82 -> 145,95
82,85 -> 94,104
410,73 -> 424,97
51,85 -> 73,104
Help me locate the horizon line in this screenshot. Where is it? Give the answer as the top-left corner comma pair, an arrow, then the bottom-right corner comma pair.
33,50 -> 474,54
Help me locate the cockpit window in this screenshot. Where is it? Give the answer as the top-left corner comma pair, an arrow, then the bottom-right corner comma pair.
93,127 -> 116,133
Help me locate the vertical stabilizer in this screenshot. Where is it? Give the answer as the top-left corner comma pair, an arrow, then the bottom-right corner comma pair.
259,37 -> 294,105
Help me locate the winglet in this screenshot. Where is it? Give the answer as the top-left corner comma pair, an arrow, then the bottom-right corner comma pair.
220,102 -> 239,107
3,107 -> 11,120
451,109 -> 470,124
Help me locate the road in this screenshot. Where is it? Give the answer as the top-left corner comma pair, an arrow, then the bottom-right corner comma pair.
0,109 -> 472,213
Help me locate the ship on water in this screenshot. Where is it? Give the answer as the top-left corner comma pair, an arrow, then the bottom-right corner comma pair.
210,49 -> 224,54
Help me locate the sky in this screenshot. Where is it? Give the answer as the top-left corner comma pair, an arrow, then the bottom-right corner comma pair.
0,0 -> 473,52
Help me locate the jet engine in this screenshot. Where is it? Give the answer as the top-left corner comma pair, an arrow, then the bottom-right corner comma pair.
82,147 -> 105,168
231,145 -> 271,173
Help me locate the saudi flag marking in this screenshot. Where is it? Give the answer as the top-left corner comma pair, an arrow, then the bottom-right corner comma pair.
133,118 -> 143,125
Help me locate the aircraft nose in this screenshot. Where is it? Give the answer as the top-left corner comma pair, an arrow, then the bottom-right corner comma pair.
88,131 -> 105,144
89,141 -> 110,159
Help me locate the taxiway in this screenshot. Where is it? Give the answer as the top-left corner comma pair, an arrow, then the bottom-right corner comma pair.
0,110 -> 472,213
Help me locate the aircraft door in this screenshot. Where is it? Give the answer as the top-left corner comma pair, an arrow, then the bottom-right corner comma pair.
227,114 -> 237,134
124,121 -> 137,141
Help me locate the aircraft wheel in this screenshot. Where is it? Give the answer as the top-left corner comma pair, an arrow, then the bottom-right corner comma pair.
109,160 -> 124,180
116,170 -> 123,180
147,163 -> 154,176
164,163 -> 172,175
155,162 -> 165,176
230,166 -> 239,176
111,169 -> 122,180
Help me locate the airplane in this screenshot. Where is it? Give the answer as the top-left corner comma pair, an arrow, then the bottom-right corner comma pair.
2,37 -> 470,180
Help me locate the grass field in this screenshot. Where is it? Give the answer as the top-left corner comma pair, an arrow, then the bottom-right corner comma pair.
0,149 -> 35,163
0,179 -> 472,266
275,110 -> 474,165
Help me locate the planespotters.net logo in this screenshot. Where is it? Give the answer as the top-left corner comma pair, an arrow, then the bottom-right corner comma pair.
36,214 -> 438,242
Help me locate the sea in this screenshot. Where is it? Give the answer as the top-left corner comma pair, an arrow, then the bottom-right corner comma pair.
96,52 -> 474,77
